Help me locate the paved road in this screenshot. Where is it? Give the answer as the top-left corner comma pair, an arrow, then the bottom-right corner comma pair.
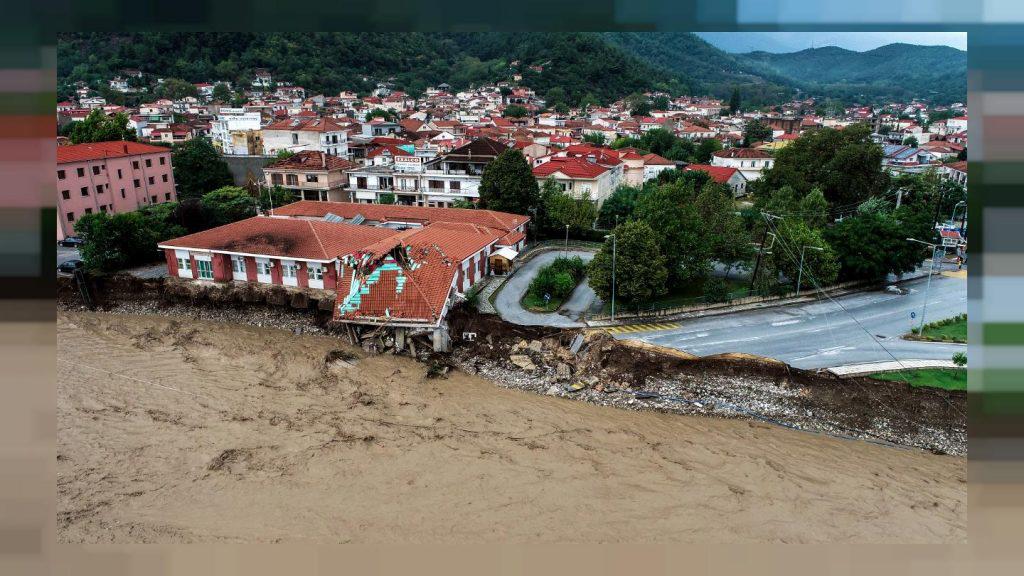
494,249 -> 595,327
613,273 -> 967,369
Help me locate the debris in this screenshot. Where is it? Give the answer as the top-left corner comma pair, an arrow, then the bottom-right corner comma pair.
555,362 -> 572,381
569,333 -> 585,355
509,354 -> 536,371
545,385 -> 561,396
527,340 -> 544,353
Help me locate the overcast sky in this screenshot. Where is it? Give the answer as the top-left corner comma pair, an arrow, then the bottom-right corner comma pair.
696,32 -> 967,53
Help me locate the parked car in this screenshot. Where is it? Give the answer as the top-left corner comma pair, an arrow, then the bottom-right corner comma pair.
57,259 -> 84,274
58,236 -> 84,247
885,285 -> 907,295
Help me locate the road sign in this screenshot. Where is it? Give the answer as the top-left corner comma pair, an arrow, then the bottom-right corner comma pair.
942,237 -> 959,247
910,311 -> 916,319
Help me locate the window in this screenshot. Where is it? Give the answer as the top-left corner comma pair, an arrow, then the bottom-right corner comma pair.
99,205 -> 107,213
66,212 -> 74,222
178,256 -> 191,272
291,133 -> 299,145
134,179 -> 141,188
84,208 -> 92,215
80,187 -> 88,196
196,259 -> 213,279
271,173 -> 283,185
132,161 -> 139,169
286,174 -> 298,186
449,180 -> 460,191
428,180 -> 443,190
256,260 -> 271,275
96,185 -> 103,194
58,169 -> 66,180
77,167 -> 85,177
145,158 -> 152,167
148,176 -> 155,185
162,174 -> 168,182
150,195 -> 157,203
61,190 -> 70,200
93,166 -> 101,175
307,264 -> 323,281
120,188 -> 125,199
159,157 -> 166,165
305,174 -> 319,182
231,256 -> 245,274
282,263 -> 297,278
117,169 -> 122,179
165,193 -> 171,201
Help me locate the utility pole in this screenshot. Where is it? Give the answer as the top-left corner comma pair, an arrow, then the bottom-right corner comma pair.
895,188 -> 904,210
564,224 -> 569,257
907,238 -> 938,335
750,211 -> 780,294
796,245 -> 824,297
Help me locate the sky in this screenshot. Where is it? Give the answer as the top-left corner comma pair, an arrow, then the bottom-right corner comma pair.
696,32 -> 967,53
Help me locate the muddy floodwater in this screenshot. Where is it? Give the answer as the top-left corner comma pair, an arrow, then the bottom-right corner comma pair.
57,310 -> 965,543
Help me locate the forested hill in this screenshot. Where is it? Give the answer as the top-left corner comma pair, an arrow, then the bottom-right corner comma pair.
58,33 -> 965,107
58,32 -> 677,106
737,43 -> 967,104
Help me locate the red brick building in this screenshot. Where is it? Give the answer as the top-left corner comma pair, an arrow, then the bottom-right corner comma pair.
57,141 -> 176,240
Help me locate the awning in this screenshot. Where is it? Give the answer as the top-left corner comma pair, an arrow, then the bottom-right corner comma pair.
490,247 -> 519,261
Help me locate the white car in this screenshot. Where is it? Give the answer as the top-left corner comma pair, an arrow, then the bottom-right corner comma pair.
885,285 -> 907,295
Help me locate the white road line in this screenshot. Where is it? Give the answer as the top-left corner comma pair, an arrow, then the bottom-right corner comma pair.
770,319 -> 801,326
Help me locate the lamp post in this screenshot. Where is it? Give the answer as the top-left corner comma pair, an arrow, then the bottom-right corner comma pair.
951,200 -> 966,228
564,224 -> 570,257
605,233 -> 616,321
796,245 -> 824,297
907,237 -> 939,335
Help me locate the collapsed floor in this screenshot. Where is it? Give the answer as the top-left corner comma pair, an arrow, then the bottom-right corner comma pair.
58,274 -> 966,456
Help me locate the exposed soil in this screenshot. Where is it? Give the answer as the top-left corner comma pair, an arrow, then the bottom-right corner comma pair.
58,309 -> 965,543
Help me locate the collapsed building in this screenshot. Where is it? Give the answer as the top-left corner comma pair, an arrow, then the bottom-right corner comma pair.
158,200 -> 530,350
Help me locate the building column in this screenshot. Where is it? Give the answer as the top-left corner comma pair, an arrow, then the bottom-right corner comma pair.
297,261 -> 309,288
164,250 -> 177,276
270,259 -> 283,285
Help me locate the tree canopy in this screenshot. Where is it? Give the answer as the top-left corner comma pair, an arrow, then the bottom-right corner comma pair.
171,137 -> 233,200
478,148 -> 540,217
587,220 -> 668,307
68,110 -> 136,144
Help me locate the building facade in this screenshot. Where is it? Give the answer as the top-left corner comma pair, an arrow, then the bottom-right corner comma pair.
57,141 -> 177,240
263,117 -> 349,158
263,151 -> 359,202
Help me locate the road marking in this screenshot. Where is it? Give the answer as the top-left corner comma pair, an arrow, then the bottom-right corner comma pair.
771,319 -> 801,326
603,322 -> 681,335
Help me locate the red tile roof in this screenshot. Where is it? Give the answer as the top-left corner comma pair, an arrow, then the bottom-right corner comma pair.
264,117 -> 345,132
264,151 -> 358,172
712,147 -> 773,159
158,216 -> 399,261
684,164 -> 742,184
642,153 -> 674,165
272,200 -> 529,233
57,141 -> 170,164
944,161 -> 968,173
533,156 -> 608,179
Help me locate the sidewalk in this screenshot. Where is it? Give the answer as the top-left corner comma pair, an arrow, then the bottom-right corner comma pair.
827,359 -> 960,377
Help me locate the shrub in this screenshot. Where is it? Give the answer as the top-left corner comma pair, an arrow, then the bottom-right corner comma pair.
527,257 -> 586,301
952,352 -> 967,367
703,277 -> 730,303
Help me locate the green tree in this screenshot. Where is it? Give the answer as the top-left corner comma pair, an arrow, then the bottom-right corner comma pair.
260,185 -> 297,211
275,149 -> 295,160
69,109 -> 136,144
694,184 -> 751,272
824,211 -> 924,281
753,124 -> 889,210
596,185 -> 641,229
903,136 -> 918,147
694,138 -> 722,163
478,148 -> 540,217
155,77 -> 198,100
503,104 -> 528,118
742,119 -> 772,147
626,92 -> 651,117
365,108 -> 399,121
587,220 -> 668,307
762,219 -> 839,289
171,137 -> 233,200
798,187 -> 829,229
75,208 -> 186,272
635,180 -> 711,283
582,132 -> 607,146
451,198 -> 476,209
211,82 -> 232,103
543,184 -> 597,236
638,128 -> 675,156
578,92 -> 600,111
544,87 -> 567,108
729,87 -> 741,114
201,186 -> 256,226
378,192 -> 396,205
652,94 -> 670,110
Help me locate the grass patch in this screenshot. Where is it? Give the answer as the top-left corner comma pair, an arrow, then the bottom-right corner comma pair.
907,313 -> 966,343
870,368 -> 966,391
522,292 -> 563,312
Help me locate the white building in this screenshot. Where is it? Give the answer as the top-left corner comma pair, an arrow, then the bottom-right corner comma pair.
710,148 -> 775,181
263,117 -> 349,158
210,108 -> 264,155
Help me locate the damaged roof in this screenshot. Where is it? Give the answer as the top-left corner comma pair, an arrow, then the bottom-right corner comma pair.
272,200 -> 529,234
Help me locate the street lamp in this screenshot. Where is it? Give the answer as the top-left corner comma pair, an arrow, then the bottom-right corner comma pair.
605,233 -> 616,321
564,224 -> 570,257
951,200 -> 966,228
907,237 -> 939,335
795,245 -> 824,297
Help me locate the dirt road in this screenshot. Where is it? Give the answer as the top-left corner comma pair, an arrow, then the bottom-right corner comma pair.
57,310 -> 965,543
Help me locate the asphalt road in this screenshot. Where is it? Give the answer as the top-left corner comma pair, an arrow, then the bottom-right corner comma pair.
615,273 -> 967,369
494,249 -> 595,327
